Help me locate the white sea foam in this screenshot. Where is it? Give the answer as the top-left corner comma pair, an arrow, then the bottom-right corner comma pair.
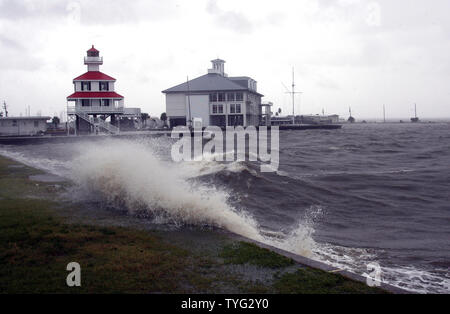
0,147 -> 70,177
67,139 -> 318,258
68,140 -> 258,240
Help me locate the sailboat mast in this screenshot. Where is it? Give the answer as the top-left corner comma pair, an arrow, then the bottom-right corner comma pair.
3,101 -> 8,117
383,104 -> 386,123
415,103 -> 417,118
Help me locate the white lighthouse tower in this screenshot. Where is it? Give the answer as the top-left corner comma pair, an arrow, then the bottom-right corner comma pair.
66,45 -> 125,134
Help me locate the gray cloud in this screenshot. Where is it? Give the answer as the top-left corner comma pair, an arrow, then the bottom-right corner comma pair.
206,0 -> 253,33
0,34 -> 43,71
0,0 -> 67,20
316,76 -> 340,90
0,0 -> 178,25
0,34 -> 23,50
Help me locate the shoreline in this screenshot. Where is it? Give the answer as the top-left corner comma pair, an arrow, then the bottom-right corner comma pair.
0,154 -> 405,294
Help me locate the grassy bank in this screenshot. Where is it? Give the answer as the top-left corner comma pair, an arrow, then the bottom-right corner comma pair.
0,155 -> 386,293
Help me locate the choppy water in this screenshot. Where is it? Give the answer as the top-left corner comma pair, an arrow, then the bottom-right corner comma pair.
1,123 -> 449,293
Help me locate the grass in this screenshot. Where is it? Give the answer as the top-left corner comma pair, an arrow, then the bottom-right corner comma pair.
0,155 -> 388,294
273,268 -> 387,294
220,242 -> 295,269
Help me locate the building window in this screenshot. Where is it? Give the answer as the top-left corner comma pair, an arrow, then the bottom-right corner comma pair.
236,92 -> 243,101
102,99 -> 110,106
81,82 -> 91,91
82,99 -> 90,106
236,104 -> 241,113
230,104 -> 235,114
218,104 -> 223,114
212,104 -> 218,114
99,82 -> 109,91
209,93 -> 217,102
12,120 -> 17,127
227,93 -> 235,101
218,93 -> 225,101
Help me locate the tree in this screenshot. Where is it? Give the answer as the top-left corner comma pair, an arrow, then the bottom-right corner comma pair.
160,112 -> 168,128
52,116 -> 60,128
141,113 -> 149,121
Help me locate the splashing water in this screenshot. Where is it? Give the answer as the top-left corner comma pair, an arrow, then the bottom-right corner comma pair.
68,139 -> 316,257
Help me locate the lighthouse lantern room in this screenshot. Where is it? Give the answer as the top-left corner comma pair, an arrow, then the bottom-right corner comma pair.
67,45 -> 124,134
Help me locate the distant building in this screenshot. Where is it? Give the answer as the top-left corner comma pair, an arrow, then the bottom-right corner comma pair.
270,114 -> 340,126
162,59 -> 263,128
270,116 -> 293,126
0,116 -> 50,136
299,114 -> 340,124
66,46 -> 140,134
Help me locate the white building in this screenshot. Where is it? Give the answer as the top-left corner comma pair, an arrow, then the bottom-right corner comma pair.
0,116 -> 50,136
162,59 -> 263,128
66,46 -> 140,134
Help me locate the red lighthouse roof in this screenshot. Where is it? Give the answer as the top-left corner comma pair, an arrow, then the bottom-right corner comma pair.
73,71 -> 116,81
87,45 -> 99,53
67,91 -> 124,99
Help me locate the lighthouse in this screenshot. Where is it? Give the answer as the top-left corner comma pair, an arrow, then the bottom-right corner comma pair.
67,45 -> 125,134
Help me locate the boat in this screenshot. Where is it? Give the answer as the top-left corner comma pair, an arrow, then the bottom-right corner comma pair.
411,104 -> 420,123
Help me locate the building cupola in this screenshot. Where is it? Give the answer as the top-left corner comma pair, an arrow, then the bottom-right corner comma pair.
208,59 -> 227,77
84,45 -> 103,71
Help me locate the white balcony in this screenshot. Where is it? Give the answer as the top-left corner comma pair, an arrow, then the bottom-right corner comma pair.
84,56 -> 103,64
68,105 -> 124,115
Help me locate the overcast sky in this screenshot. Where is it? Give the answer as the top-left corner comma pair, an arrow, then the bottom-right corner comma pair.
0,0 -> 449,120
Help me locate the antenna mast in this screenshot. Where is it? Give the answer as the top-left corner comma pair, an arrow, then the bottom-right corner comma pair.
283,67 -> 302,124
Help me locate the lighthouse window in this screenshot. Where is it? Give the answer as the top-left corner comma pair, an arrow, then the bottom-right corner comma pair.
230,104 -> 235,114
236,104 -> 241,113
82,99 -> 90,107
218,93 -> 225,101
218,104 -> 224,114
227,93 -> 235,101
212,105 -> 217,114
102,99 -> 110,107
209,93 -> 217,102
81,82 -> 91,91
236,93 -> 243,101
99,82 -> 109,91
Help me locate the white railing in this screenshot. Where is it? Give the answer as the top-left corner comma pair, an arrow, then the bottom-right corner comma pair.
68,106 -> 124,114
84,56 -> 103,63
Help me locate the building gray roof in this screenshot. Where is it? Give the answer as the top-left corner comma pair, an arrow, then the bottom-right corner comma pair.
0,116 -> 51,120
162,73 -> 263,96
